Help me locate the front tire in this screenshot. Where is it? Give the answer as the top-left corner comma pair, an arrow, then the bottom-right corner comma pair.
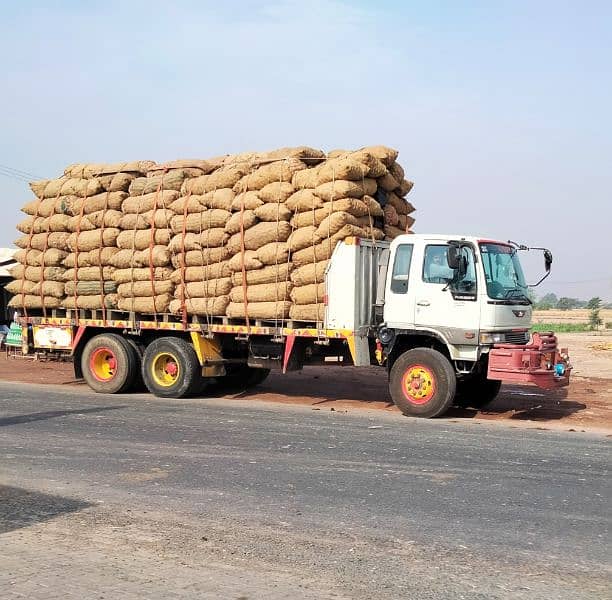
142,337 -> 201,398
389,348 -> 456,418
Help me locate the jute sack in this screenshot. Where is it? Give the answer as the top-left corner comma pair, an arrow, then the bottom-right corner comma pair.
362,145 -> 398,167
66,191 -> 128,216
315,158 -> 368,185
254,203 -> 292,222
290,200 -> 368,228
15,249 -> 68,267
67,229 -> 120,252
64,161 -> 155,179
168,195 -> 205,215
64,280 -> 116,296
348,150 -> 387,177
398,179 -> 414,196
290,283 -> 325,305
225,210 -> 257,235
170,210 -> 231,234
316,211 -> 361,238
291,239 -> 336,267
122,190 -> 179,214
397,214 -> 416,231
288,226 -> 321,252
228,250 -> 262,272
116,229 -> 172,250
111,247 -> 171,268
169,262 -> 232,284
119,209 -> 174,230
377,171 -> 400,193
362,195 -> 384,217
289,303 -> 325,322
63,294 -> 119,310
229,281 -> 292,303
227,221 -> 292,253
292,167 -> 320,190
258,181 -> 295,203
204,164 -> 252,191
314,178 -> 377,201
389,161 -> 405,182
200,188 -> 235,210
15,232 -> 71,251
67,210 -> 122,231
30,281 -> 65,298
149,159 -> 220,174
5,280 -> 36,294
17,215 -> 71,234
168,296 -> 230,316
384,225 -> 410,238
9,265 -> 66,283
383,204 -> 399,226
226,300 -> 292,320
96,173 -> 137,193
231,191 -> 264,211
128,170 -> 192,196
114,267 -> 173,283
233,159 -> 305,192
168,230 -> 228,252
171,247 -> 230,268
285,189 -> 325,213
63,248 -> 120,268
117,281 -> 174,297
117,294 -> 173,314
174,278 -> 233,299
64,266 -> 115,281
32,177 -> 104,199
386,193 -> 410,215
258,146 -> 325,162
290,260 -> 331,288
9,294 -> 61,309
21,197 -> 57,218
231,262 -> 293,286
256,242 -> 289,266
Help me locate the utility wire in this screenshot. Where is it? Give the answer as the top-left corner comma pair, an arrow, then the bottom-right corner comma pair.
0,163 -> 43,181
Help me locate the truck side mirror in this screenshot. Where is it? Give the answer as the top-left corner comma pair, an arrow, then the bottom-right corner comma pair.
447,245 -> 460,269
544,250 -> 552,272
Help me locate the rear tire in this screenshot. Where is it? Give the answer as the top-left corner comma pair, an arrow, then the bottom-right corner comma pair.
142,337 -> 201,398
389,348 -> 456,418
455,376 -> 501,409
81,333 -> 138,394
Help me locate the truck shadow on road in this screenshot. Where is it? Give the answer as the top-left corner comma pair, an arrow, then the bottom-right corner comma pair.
0,405 -> 127,427
0,485 -> 92,534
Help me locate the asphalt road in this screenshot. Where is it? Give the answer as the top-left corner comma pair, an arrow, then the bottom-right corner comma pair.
0,381 -> 610,599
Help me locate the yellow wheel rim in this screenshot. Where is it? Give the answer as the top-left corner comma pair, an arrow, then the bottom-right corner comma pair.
151,352 -> 180,387
401,364 -> 436,405
90,347 -> 117,382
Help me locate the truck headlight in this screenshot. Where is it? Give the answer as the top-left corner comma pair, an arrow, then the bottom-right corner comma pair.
479,332 -> 504,344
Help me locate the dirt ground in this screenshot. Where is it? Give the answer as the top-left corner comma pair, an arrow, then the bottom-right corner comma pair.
0,332 -> 610,433
532,308 -> 612,325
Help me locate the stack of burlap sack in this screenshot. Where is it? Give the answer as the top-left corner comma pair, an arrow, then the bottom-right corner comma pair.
9,146 -> 415,323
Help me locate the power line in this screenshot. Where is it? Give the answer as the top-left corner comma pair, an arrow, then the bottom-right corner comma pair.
0,163 -> 43,182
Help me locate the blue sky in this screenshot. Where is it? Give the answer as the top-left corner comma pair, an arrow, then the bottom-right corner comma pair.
1,0 -> 610,299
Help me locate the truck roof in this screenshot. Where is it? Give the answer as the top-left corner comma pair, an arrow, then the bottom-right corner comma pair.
392,234 -> 508,246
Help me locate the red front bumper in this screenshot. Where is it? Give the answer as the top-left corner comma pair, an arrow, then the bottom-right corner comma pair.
487,331 -> 571,389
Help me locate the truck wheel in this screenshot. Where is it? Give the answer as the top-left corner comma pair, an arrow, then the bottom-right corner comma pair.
389,348 -> 456,418
82,333 -> 138,394
125,338 -> 146,392
455,377 -> 502,409
142,337 -> 200,398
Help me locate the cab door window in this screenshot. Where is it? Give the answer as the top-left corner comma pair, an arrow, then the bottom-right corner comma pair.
390,244 -> 414,293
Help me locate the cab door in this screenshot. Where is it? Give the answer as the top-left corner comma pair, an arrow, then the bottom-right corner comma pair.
383,242 -> 417,328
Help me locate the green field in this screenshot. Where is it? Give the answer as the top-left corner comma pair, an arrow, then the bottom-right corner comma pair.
530,322 -> 591,333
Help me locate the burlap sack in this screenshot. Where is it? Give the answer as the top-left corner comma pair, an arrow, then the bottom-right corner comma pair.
117,294 -> 172,314
289,303 -> 325,322
316,212 -> 361,238
228,250 -> 262,272
63,247 -> 120,268
201,188 -> 235,210
362,195 -> 384,217
231,191 -> 264,211
170,210 -> 231,234
259,146 -> 325,162
9,294 -> 61,309
122,190 -> 179,214
66,191 -> 128,216
117,281 -> 174,297
256,242 -> 289,266
227,221 -> 292,253
111,247 -> 171,268
285,189 -> 325,213
29,281 -> 65,298
174,278 -> 232,299
377,171 -> 400,193
233,159 -> 305,192
168,296 -> 230,316
225,210 -> 257,235
405,200 -> 415,214
64,280 -> 116,296
397,214 -> 415,231
387,193 -> 410,215
231,263 -> 293,286
290,283 -> 325,305
5,279 -> 35,294
149,159 -> 218,174
168,195 -> 205,215
226,300 -> 291,320
97,172 -> 136,193
349,150 -> 387,177
62,294 -> 119,310
116,229 -> 172,250
15,232 -> 71,251
128,170 -> 192,196
291,239 -> 336,267
66,210 -> 123,232
64,266 -> 115,281
289,200 -> 368,229
33,177 -> 104,199
388,161 -> 404,183
258,181 -> 295,203
16,216 -> 58,235
229,281 -> 292,303
205,164 -> 252,191
171,247 -> 230,268
168,229 -> 228,252
15,248 -> 67,267
292,167 -> 320,190
384,225 -> 410,239
362,145 -> 398,167
9,265 -> 66,283
67,229 -> 120,252
288,226 -> 321,252
383,204 -> 399,226
119,209 -> 174,230
254,203 -> 292,222
398,179 -> 414,196
314,179 -> 377,201
65,161 -> 155,179
316,157 -> 368,184
169,262 -> 231,284
114,267 -> 173,283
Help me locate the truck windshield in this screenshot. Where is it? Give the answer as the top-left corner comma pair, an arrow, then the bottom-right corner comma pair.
479,243 -> 529,300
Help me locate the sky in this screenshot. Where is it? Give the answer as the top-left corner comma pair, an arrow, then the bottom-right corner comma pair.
1,0 -> 610,300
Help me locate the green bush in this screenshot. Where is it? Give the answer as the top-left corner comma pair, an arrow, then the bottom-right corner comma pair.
531,322 -> 590,333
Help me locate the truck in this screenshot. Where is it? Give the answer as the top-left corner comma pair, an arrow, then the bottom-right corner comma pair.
16,234 -> 571,418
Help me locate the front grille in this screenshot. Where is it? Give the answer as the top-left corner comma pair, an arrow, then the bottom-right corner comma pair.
505,331 -> 529,345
